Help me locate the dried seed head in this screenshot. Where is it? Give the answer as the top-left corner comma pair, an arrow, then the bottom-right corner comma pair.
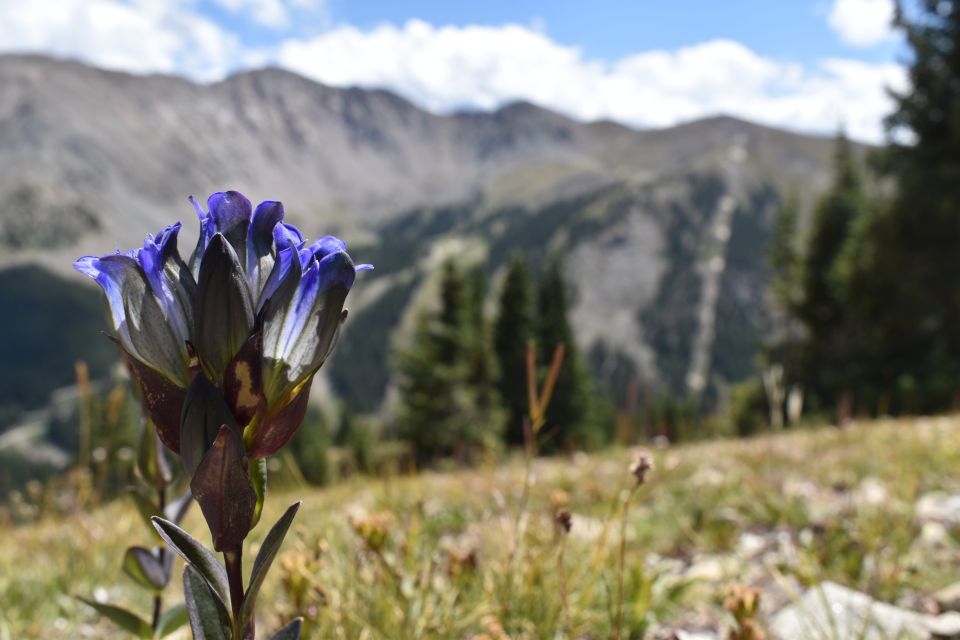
549,489 -> 570,510
555,509 -> 573,534
629,450 -> 654,485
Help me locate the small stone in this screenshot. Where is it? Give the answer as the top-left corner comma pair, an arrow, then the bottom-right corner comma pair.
934,581 -> 960,612
855,477 -> 889,507
770,581 -> 960,640
685,555 -> 737,582
916,492 -> 960,526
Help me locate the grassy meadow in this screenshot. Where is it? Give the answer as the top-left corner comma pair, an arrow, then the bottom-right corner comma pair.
3,415 -> 960,638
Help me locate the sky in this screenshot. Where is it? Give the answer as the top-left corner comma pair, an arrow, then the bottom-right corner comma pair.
0,0 -> 909,142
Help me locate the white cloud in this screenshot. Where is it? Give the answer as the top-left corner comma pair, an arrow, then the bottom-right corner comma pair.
0,2 -> 906,143
0,0 -> 241,80
276,20 -> 907,142
828,0 -> 896,47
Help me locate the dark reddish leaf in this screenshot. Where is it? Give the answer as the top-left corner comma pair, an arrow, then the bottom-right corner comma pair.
190,425 -> 256,552
180,373 -> 239,478
246,380 -> 312,459
123,348 -> 186,453
223,330 -> 265,428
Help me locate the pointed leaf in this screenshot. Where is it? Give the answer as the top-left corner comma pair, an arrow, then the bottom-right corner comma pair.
195,233 -> 255,381
122,348 -> 187,453
151,516 -> 230,606
190,425 -> 256,552
77,597 -> 152,638
138,418 -> 172,489
180,373 -> 239,478
246,380 -> 312,459
183,565 -> 231,640
123,546 -> 168,591
238,502 -> 301,635
164,489 -> 193,525
269,618 -> 303,640
223,330 -> 265,428
249,457 -> 267,529
155,603 -> 189,639
129,487 -> 163,540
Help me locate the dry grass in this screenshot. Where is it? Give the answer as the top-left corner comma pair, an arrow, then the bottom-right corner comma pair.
3,415 -> 960,638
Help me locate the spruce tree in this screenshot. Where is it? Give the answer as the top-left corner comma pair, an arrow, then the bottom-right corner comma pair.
395,259 -> 503,462
844,1 -> 960,412
795,133 -> 869,409
535,258 -> 600,450
493,254 -> 535,445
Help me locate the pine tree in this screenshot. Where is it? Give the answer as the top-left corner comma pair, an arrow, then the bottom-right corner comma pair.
535,258 -> 603,450
493,254 -> 535,445
843,1 -> 960,412
796,133 -> 869,410
394,260 -> 503,463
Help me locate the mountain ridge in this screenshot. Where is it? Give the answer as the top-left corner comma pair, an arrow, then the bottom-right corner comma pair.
0,54 -> 844,419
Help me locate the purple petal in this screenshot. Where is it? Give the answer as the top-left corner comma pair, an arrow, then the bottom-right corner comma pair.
207,191 -> 252,234
74,254 -> 138,357
246,200 -> 285,299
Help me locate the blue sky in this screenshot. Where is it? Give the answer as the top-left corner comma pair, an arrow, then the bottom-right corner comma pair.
0,0 -> 907,141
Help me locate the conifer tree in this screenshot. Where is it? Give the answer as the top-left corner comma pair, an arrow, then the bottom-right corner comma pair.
795,133 -> 868,409
395,259 -> 503,462
493,254 -> 535,445
843,1 -> 960,412
535,258 -> 602,450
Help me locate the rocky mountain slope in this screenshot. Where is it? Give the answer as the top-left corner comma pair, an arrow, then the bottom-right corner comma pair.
0,54 -> 843,419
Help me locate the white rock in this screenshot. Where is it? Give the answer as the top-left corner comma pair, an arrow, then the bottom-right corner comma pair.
770,581 -> 960,640
916,492 -> 960,525
855,477 -> 889,507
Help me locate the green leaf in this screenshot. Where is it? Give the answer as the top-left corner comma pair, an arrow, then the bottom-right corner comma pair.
154,603 -> 189,639
269,618 -> 303,640
237,502 -> 301,637
190,425 -> 256,552
129,488 -> 162,540
138,418 -> 173,490
183,565 -> 231,640
151,516 -> 230,606
249,457 -> 268,529
77,597 -> 152,638
122,546 -> 168,591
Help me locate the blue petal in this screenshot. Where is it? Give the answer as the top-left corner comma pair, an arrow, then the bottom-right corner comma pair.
315,250 -> 357,291
75,255 -> 134,352
138,233 -> 190,346
276,251 -> 356,364
153,222 -> 182,258
258,225 -> 302,311
273,222 -> 304,251
207,191 -> 252,234
74,254 -> 188,384
246,200 -> 285,300
355,263 -> 374,271
188,195 -> 215,278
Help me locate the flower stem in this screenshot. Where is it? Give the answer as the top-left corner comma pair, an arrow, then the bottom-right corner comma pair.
223,548 -> 247,637
612,485 -> 639,640
151,486 -> 167,631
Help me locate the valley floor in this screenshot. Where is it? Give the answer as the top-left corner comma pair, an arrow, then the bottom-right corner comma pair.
3,415 -> 960,638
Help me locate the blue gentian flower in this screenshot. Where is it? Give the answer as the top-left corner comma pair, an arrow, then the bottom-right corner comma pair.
75,190 -> 370,458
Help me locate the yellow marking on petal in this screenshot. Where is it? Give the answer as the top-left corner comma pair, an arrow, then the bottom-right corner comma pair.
233,362 -> 259,411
